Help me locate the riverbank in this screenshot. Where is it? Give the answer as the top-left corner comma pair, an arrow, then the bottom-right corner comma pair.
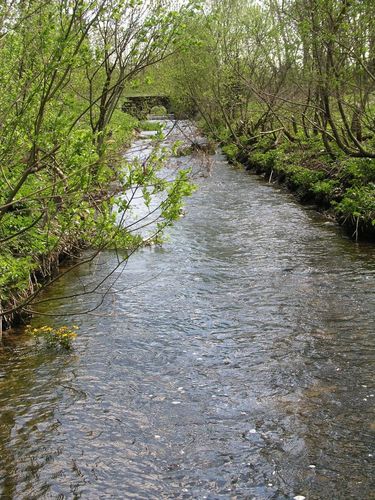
0,116 -> 142,334
0,117 -> 195,334
220,137 -> 375,241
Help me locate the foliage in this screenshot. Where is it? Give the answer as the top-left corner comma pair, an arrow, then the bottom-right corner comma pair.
26,324 -> 79,350
311,180 -> 339,198
334,185 -> 375,226
0,254 -> 34,301
139,121 -> 164,132
339,158 -> 375,185
158,169 -> 196,230
222,144 -> 240,161
144,0 -> 375,236
150,105 -> 168,116
286,165 -> 325,190
0,0 -> 199,326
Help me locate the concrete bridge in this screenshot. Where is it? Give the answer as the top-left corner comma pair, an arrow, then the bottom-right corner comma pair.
122,95 -> 172,119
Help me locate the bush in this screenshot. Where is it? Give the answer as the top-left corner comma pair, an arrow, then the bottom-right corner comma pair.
139,121 -> 163,132
222,143 -> 239,161
150,105 -> 167,116
333,184 -> 375,225
311,179 -> 339,197
286,165 -> 325,189
0,254 -> 35,300
107,110 -> 139,149
339,158 -> 375,185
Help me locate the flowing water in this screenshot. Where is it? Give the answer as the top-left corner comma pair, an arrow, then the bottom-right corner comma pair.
0,121 -> 374,499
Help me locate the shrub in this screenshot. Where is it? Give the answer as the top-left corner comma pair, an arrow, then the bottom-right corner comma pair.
150,105 -> 167,116
139,121 -> 163,132
0,254 -> 35,300
333,184 -> 375,225
222,143 -> 239,161
311,179 -> 339,197
285,164 -> 325,189
339,158 -> 375,185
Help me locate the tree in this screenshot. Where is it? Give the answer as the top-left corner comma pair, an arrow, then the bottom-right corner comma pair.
0,0 -> 197,331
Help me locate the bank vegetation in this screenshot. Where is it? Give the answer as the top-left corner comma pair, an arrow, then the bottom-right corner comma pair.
0,0 -> 198,332
148,0 -> 375,240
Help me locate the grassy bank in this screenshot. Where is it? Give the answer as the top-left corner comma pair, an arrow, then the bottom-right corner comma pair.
221,136 -> 375,241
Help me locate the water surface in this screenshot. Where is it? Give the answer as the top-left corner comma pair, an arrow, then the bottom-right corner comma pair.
0,121 -> 374,499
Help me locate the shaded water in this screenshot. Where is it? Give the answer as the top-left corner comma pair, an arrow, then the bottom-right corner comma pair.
0,121 -> 374,499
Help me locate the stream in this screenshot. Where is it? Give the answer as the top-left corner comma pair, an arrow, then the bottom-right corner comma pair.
0,120 -> 374,499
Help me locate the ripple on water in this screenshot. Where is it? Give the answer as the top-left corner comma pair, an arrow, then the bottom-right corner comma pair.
0,121 -> 374,499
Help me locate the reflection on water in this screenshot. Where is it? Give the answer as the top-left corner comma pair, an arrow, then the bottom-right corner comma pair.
0,121 -> 374,499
